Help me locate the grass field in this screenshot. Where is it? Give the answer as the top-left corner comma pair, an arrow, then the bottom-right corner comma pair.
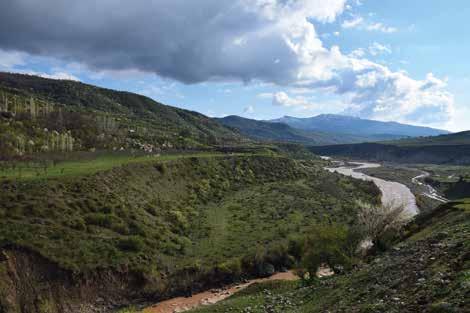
0,155 -> 380,306
0,152 -> 260,181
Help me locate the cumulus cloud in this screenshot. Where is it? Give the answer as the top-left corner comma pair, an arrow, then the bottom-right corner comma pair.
0,0 -> 453,126
0,0 -> 346,84
272,92 -> 316,110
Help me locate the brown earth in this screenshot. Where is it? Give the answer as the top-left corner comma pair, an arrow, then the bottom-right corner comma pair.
143,271 -> 298,313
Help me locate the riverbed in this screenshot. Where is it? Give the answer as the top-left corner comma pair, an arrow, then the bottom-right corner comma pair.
326,162 -> 419,216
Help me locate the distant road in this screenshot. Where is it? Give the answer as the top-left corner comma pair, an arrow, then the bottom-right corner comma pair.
411,172 -> 448,203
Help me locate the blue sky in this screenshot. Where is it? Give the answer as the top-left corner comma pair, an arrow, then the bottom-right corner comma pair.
0,0 -> 468,131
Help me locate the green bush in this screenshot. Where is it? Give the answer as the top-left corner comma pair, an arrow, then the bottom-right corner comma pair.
217,258 -> 242,280
301,224 -> 361,276
117,236 -> 144,252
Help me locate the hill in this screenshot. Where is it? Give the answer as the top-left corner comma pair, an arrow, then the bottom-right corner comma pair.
216,115 -> 375,145
0,72 -> 244,160
309,131 -> 470,165
388,131 -> 470,146
270,114 -> 450,139
189,199 -> 470,313
0,155 -> 379,312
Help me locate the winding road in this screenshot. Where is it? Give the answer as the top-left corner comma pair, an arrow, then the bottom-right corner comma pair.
411,171 -> 448,203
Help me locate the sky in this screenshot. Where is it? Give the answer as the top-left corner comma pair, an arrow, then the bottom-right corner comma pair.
0,0 -> 469,131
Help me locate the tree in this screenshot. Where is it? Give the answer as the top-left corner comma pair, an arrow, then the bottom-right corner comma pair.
29,97 -> 37,118
301,224 -> 361,277
356,201 -> 410,251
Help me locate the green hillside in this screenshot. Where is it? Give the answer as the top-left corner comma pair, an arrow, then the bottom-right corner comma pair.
0,154 -> 379,312
388,131 -> 470,146
191,200 -> 470,313
0,72 -> 244,160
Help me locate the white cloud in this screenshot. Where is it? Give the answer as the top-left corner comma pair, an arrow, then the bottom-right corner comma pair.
366,22 -> 397,33
341,15 -> 397,33
257,92 -> 274,99
272,92 -> 316,110
342,16 -> 364,28
349,48 -> 366,58
0,49 -> 26,70
243,105 -> 254,113
368,42 -> 392,56
0,1 -> 453,127
19,70 -> 79,81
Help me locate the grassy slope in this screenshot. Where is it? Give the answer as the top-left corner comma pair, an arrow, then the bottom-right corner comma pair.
0,72 -> 243,159
0,152 -> 246,180
0,154 -> 379,279
388,131 -> 470,146
191,200 -> 470,313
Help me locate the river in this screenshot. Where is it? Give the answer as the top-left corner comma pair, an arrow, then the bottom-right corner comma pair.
325,162 -> 419,216
143,271 -> 298,313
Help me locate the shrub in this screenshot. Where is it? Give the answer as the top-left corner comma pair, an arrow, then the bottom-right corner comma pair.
356,201 -> 410,251
117,236 -> 144,252
216,258 -> 242,281
301,224 -> 361,276
67,218 -> 86,231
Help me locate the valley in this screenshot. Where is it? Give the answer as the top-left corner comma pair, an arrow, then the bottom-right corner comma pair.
0,73 -> 468,313
1,2 -> 470,312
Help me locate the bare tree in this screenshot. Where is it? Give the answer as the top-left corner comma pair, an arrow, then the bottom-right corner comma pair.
356,200 -> 411,247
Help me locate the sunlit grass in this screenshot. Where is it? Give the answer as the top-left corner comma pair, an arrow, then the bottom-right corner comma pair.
0,152 -> 255,181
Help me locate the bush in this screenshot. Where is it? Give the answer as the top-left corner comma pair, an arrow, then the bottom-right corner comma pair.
301,224 -> 361,276
84,213 -> 124,230
356,201 -> 409,252
216,258 -> 243,281
117,236 -> 144,252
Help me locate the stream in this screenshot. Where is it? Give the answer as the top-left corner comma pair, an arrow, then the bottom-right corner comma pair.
143,272 -> 298,313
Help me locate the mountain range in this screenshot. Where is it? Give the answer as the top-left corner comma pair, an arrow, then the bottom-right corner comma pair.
270,114 -> 450,138
217,114 -> 450,146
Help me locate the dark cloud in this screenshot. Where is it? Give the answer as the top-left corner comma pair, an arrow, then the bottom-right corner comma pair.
0,0 -> 454,126
0,0 -> 303,83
